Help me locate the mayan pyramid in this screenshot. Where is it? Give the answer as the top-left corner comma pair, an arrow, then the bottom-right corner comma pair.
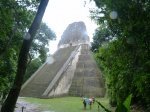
19,21 -> 106,98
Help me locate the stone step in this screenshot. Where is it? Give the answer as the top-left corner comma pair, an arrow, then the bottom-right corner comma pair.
20,46 -> 77,98
69,48 -> 106,97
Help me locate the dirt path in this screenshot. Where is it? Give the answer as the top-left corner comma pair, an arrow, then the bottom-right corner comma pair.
14,97 -> 52,112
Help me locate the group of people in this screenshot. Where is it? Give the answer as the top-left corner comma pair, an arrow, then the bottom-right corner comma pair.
82,97 -> 95,109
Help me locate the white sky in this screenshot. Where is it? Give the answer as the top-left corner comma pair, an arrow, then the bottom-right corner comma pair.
43,0 -> 98,54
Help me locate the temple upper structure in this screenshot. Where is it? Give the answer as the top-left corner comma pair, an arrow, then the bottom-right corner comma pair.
58,21 -> 90,48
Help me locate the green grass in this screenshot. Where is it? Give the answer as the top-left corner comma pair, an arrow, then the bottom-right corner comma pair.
23,96 -> 110,112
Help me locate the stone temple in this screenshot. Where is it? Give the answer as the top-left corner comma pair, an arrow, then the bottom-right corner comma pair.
20,21 -> 106,98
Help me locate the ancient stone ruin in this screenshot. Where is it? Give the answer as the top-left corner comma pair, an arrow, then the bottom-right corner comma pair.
58,21 -> 89,48
20,21 -> 106,98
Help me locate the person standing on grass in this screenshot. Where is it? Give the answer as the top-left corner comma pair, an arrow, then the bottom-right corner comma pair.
92,97 -> 95,104
89,101 -> 92,109
83,99 -> 87,109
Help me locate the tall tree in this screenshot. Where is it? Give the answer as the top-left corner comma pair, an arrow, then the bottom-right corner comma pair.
0,0 -> 37,100
28,22 -> 56,64
91,0 -> 150,108
1,0 -> 49,111
0,0 -> 55,101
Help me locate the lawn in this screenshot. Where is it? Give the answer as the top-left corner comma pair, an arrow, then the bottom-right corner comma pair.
23,96 -> 111,112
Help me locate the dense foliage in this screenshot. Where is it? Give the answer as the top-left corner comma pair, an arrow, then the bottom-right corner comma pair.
96,94 -> 132,112
91,25 -> 112,52
0,0 -> 55,103
90,0 -> 150,108
24,58 -> 42,83
1,0 -> 50,111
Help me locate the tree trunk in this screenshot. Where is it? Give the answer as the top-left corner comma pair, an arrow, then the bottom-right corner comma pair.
1,0 -> 49,112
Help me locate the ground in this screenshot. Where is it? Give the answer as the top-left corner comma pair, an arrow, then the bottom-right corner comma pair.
1,97 -> 144,112
14,97 -> 51,112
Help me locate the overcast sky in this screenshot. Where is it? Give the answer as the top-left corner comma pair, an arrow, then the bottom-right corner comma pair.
43,0 -> 98,54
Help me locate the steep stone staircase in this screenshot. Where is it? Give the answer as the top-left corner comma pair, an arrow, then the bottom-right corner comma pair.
69,44 -> 106,97
20,46 -> 77,98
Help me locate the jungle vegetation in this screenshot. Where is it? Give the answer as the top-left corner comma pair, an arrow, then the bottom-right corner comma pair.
0,0 -> 55,111
90,0 -> 150,110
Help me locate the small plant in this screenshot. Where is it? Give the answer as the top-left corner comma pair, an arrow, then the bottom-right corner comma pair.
96,94 -> 132,112
115,94 -> 132,112
96,100 -> 112,112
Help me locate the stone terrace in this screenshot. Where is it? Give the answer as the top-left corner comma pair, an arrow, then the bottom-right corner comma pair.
69,44 -> 106,97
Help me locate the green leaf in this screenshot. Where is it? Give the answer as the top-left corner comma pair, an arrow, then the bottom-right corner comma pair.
123,94 -> 132,110
115,103 -> 128,112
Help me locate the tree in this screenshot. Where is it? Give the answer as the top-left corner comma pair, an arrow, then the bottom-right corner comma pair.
28,22 -> 56,64
91,24 -> 112,52
0,0 -> 37,102
1,0 -> 49,111
24,58 -> 42,83
25,22 -> 56,82
0,0 -> 55,103
91,0 -> 150,108
0,0 -> 38,57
